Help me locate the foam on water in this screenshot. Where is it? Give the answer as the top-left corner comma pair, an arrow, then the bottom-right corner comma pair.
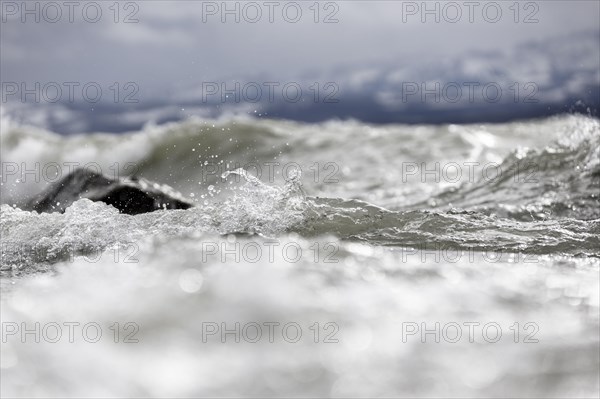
0,170 -> 307,277
1,114 -> 599,397
2,114 -> 598,207
1,234 -> 598,397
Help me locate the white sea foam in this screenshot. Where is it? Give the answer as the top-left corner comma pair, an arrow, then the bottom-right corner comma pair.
1,114 -> 599,397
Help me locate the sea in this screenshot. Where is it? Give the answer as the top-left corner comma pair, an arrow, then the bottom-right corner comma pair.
1,113 -> 599,397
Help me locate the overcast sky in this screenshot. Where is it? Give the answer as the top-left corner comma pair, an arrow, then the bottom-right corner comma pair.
3,1 -> 598,84
1,1 -> 599,131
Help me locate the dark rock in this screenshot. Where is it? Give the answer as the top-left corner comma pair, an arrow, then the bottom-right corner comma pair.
27,168 -> 193,215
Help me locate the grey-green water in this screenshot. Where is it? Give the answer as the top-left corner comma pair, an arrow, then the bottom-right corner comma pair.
1,114 -> 598,397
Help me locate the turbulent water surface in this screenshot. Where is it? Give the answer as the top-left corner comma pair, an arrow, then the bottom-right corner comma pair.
1,114 -> 599,397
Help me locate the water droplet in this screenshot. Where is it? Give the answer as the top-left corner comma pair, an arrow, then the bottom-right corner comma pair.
178,269 -> 204,293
